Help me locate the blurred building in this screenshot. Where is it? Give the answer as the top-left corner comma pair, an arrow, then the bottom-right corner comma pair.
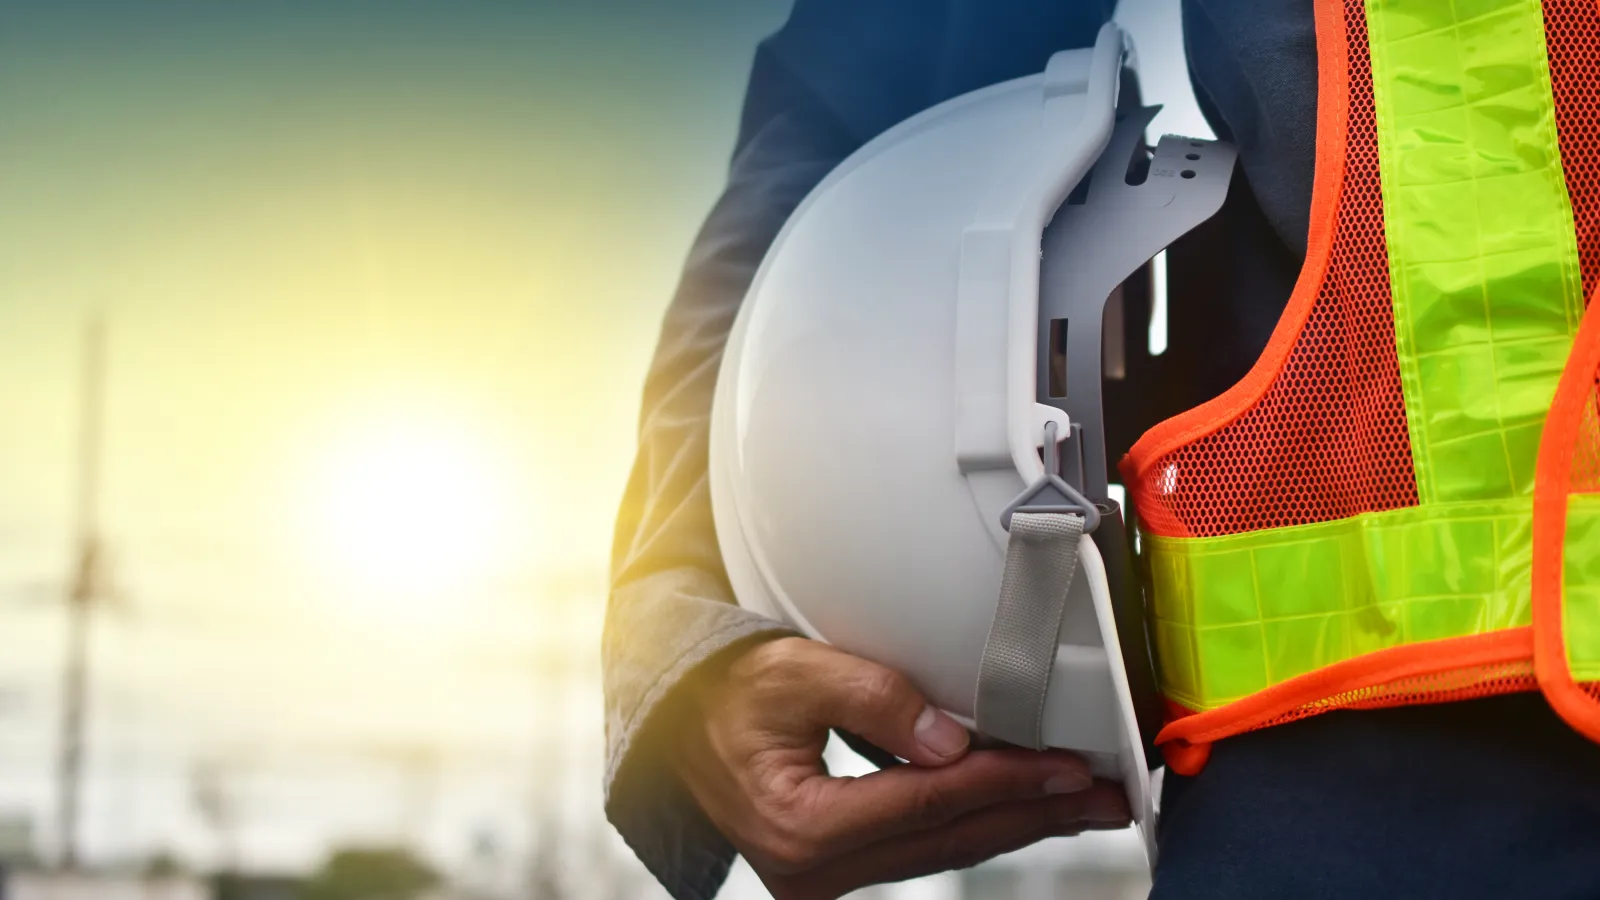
2,873 -> 203,900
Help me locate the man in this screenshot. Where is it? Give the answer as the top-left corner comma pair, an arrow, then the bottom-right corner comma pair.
605,1 -> 1600,898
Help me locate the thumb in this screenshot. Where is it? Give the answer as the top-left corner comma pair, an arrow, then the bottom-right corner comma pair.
802,643 -> 971,767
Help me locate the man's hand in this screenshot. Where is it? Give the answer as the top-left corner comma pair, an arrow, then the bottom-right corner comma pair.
671,637 -> 1131,900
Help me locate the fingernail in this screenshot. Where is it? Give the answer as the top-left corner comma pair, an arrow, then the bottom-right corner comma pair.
914,706 -> 969,759
1043,772 -> 1091,795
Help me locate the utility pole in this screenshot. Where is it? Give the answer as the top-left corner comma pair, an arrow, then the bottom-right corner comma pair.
57,319 -> 109,872
190,759 -> 240,874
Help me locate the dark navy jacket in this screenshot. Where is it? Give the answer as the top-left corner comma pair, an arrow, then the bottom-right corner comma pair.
603,1 -> 1600,897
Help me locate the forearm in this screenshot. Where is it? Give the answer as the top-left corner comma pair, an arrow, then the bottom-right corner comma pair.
601,51 -> 857,898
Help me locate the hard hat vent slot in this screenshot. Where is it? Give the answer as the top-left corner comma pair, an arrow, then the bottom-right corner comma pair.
1122,141 -> 1153,187
1065,171 -> 1095,207
1048,318 -> 1070,398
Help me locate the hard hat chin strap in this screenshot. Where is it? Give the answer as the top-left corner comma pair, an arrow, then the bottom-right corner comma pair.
974,509 -> 1085,750
977,420 -> 1096,749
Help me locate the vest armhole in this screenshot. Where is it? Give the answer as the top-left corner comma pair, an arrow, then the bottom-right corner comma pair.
1118,0 -> 1351,486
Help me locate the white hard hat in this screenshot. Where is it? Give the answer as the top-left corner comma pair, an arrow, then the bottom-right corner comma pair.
709,23 -> 1234,863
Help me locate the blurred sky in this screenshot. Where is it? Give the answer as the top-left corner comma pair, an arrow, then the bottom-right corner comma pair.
0,0 -> 1200,876
0,0 -> 795,870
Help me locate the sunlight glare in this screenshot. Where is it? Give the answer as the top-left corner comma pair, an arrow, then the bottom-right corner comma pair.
312,418 -> 510,609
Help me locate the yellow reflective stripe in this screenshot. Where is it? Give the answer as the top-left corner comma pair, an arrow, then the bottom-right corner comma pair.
1150,498 -> 1536,711
1564,494 -> 1600,680
1367,0 -> 1582,503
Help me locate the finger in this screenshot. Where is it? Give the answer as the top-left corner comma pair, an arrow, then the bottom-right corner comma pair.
793,641 -> 970,766
792,747 -> 1095,858
801,781 -> 1132,900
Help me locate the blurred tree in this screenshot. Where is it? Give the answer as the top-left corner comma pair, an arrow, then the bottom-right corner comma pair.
298,848 -> 439,900
213,872 -> 302,900
141,850 -> 187,880
0,816 -> 34,868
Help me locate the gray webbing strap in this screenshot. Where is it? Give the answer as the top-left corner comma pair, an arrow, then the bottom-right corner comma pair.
974,511 -> 1084,750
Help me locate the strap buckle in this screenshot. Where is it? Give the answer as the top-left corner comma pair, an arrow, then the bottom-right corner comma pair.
999,420 -> 1101,533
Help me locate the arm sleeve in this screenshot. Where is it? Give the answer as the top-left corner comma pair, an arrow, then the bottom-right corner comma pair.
602,4 -> 1114,898
600,39 -> 858,900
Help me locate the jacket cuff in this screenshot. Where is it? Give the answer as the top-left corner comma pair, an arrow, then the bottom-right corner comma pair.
604,613 -> 796,900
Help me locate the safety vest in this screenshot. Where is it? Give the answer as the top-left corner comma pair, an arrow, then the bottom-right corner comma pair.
1121,0 -> 1600,774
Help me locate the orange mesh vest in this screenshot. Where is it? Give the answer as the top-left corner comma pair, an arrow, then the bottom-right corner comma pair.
1120,0 -> 1600,775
